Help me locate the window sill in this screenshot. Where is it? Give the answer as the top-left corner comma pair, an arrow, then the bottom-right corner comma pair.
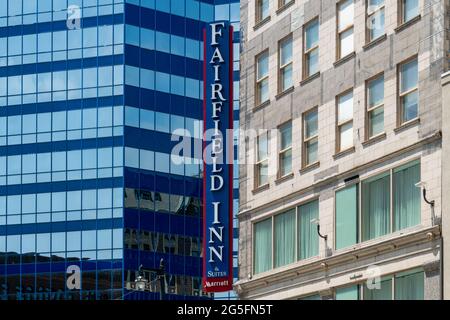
276,0 -> 295,15
253,16 -> 271,31
299,161 -> 320,174
300,72 -> 320,86
252,183 -> 270,195
394,118 -> 420,134
361,132 -> 387,147
333,51 -> 356,68
333,146 -> 355,160
362,34 -> 387,51
275,86 -> 294,100
253,99 -> 270,112
395,15 -> 421,33
275,172 -> 294,185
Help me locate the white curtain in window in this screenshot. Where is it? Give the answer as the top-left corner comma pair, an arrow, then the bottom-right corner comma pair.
393,162 -> 420,231
298,200 -> 319,260
363,279 -> 392,300
362,174 -> 390,241
274,209 -> 295,268
254,218 -> 272,274
395,271 -> 424,300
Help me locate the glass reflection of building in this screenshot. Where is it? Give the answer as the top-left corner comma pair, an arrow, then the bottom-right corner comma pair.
0,0 -> 239,300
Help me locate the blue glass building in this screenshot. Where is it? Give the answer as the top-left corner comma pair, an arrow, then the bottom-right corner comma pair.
0,0 -> 239,300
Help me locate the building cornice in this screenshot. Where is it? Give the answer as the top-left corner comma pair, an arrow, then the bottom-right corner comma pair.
238,131 -> 442,219
234,225 -> 441,296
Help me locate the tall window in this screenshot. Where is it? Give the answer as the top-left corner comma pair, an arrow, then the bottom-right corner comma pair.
303,18 -> 319,78
336,90 -> 353,152
303,108 -> 318,167
256,0 -> 270,23
335,160 -> 421,248
366,0 -> 385,42
278,122 -> 292,177
253,200 -> 320,273
335,184 -> 358,250
254,218 -> 272,274
398,57 -> 418,124
393,161 -> 421,230
394,268 -> 424,300
278,36 -> 293,92
367,74 -> 384,138
255,132 -> 269,187
362,172 -> 390,241
274,209 -> 295,268
337,0 -> 354,59
298,200 -> 319,260
256,50 -> 269,106
400,0 -> 419,24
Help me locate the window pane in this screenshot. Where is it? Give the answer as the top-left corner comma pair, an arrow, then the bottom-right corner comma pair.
254,218 -> 272,274
362,173 -> 390,241
369,8 -> 385,40
335,184 -> 358,250
338,0 -> 354,31
281,64 -> 293,90
298,200 -> 319,259
404,0 -> 419,22
305,110 -> 318,138
258,134 -> 268,160
280,38 -> 292,66
393,162 -> 420,230
402,90 -> 418,122
401,59 -> 418,93
336,285 -> 359,300
339,122 -> 353,150
280,149 -> 292,176
258,78 -> 269,103
395,270 -> 424,300
258,161 -> 268,186
257,53 -> 268,80
340,28 -> 354,57
369,107 -> 384,137
368,75 -> 384,107
280,123 -> 291,150
306,139 -> 318,165
363,279 -> 392,300
307,48 -> 319,75
274,210 -> 295,267
338,91 -> 353,122
305,20 -> 319,50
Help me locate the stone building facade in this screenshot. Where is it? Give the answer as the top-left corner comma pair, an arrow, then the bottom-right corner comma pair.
235,0 -> 449,300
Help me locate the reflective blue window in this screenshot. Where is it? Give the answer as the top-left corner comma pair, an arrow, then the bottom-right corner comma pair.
140,109 -> 154,130
156,0 -> 170,13
155,32 -> 170,53
52,232 -> 66,252
171,35 -> 185,56
186,0 -> 199,19
141,28 -> 154,50
67,231 -> 81,251
140,69 -> 154,90
82,230 -> 97,250
125,106 -> 140,127
125,66 -> 139,87
125,24 -> 140,47
155,72 -> 170,93
171,75 -> 185,96
155,112 -> 170,133
36,233 -> 50,253
52,192 -> 66,212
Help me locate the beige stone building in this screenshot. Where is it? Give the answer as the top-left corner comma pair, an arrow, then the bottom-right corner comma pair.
235,0 -> 449,300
